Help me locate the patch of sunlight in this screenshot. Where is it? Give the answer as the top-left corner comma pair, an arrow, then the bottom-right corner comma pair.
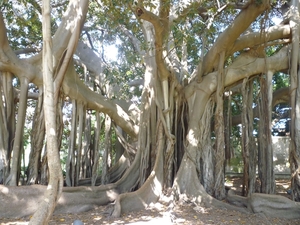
225,180 -> 233,187
193,205 -> 208,214
187,130 -> 198,147
0,186 -> 9,194
148,202 -> 165,211
102,219 -> 125,224
127,216 -> 173,225
153,174 -> 162,194
93,216 -> 103,221
273,137 -> 279,144
104,44 -> 118,62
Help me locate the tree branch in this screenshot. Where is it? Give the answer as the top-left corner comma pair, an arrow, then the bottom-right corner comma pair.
229,24 -> 291,55
195,1 -> 270,81
135,6 -> 170,81
63,66 -> 139,139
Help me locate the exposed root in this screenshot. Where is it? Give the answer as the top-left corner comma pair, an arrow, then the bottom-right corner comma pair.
227,190 -> 300,219
0,184 -> 118,218
112,125 -> 165,217
173,154 -> 249,214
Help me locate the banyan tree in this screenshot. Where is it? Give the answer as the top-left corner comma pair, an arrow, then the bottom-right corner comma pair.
0,0 -> 300,224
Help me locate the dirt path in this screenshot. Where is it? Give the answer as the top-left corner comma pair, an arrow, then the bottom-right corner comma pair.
1,177 -> 300,225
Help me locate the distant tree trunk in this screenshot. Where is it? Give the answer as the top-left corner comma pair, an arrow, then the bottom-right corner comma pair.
27,88 -> 45,184
115,126 -> 125,163
101,114 -> 111,184
91,112 -> 102,186
66,99 -> 77,187
75,102 -> 85,186
6,77 -> 28,186
82,110 -> 91,178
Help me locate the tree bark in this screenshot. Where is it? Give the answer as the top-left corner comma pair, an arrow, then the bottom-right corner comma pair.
258,74 -> 275,194
91,112 -> 102,186
1,72 -> 15,182
101,114 -> 111,185
6,77 -> 28,186
29,0 -> 63,223
112,123 -> 164,217
289,0 -> 300,201
75,102 -> 85,186
27,88 -> 45,184
0,74 -> 9,184
66,99 -> 77,187
214,51 -> 226,200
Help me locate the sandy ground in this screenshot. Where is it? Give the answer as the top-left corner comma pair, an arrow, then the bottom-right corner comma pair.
1,177 -> 300,225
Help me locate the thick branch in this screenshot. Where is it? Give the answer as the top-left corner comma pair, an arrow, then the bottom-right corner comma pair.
186,46 -> 289,99
136,6 -> 170,81
197,1 -> 269,80
63,66 -> 139,139
229,24 -> 291,55
0,9 -> 138,139
0,13 -> 9,48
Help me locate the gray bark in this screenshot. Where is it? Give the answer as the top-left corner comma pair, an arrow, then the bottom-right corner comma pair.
214,51 -> 226,200
91,112 -> 102,186
6,77 -> 28,186
82,110 -> 91,178
289,0 -> 300,201
27,88 -> 45,184
101,114 -> 111,185
258,74 -> 275,194
66,99 -> 77,187
29,0 -> 63,223
75,102 -> 85,186
0,74 -> 9,184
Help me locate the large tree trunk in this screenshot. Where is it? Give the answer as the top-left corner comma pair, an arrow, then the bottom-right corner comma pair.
214,51 -> 226,200
289,0 -> 300,201
241,78 -> 256,196
257,74 -> 275,194
29,0 -> 63,223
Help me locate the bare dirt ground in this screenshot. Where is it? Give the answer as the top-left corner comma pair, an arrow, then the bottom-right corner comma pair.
1,177 -> 300,225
